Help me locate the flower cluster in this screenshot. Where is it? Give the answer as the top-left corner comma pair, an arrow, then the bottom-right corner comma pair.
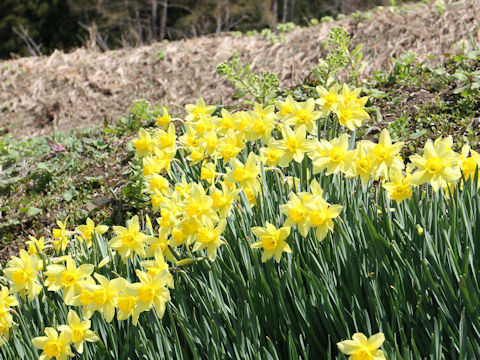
1,79 -> 478,358
32,310 -> 98,359
1,215 -> 172,358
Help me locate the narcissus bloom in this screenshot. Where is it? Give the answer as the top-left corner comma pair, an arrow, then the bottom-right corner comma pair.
4,249 -> 42,300
335,99 -> 369,131
192,219 -> 227,261
382,168 -> 413,202
364,129 -> 404,180
260,138 -> 285,167
251,222 -> 291,262
133,128 -> 154,157
185,97 -> 216,121
45,255 -> 94,305
278,125 -> 312,166
0,285 -> 18,308
459,144 -> 480,183
225,152 -> 261,195
25,235 -> 45,255
85,274 -> 128,322
245,110 -> 276,142
156,106 -> 171,129
337,332 -> 386,360
275,95 -> 295,117
346,142 -> 375,184
284,98 -> 322,135
110,215 -> 153,261
316,84 -> 341,116
304,191 -> 343,241
217,129 -> 246,162
280,192 -> 311,237
410,138 -> 460,192
308,133 -> 353,175
141,249 -> 174,288
76,218 -> 108,248
154,123 -> 176,150
135,270 -> 171,318
52,218 -> 70,253
58,310 -> 98,354
32,327 -> 74,360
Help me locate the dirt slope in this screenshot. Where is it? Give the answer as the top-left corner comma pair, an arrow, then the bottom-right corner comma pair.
0,0 -> 478,139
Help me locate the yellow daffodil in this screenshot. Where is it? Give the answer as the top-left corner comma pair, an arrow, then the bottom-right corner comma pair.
141,249 -> 174,288
25,235 -> 45,255
304,191 -> 342,241
275,95 -> 295,117
145,173 -> 171,196
154,123 -> 176,151
52,218 -> 70,253
335,93 -> 370,131
308,133 -> 353,175
346,141 -> 375,184
459,144 -> 480,183
45,255 -> 94,305
156,106 -> 171,129
316,84 -> 341,116
363,129 -> 404,180
57,310 -> 98,354
216,109 -> 236,135
337,332 -> 386,360
32,327 -> 74,360
251,222 -> 291,262
410,137 -> 460,192
200,161 -> 218,184
193,218 -> 227,261
142,155 -> 163,176
280,192 -> 311,237
0,286 -> 18,308
110,215 -> 153,261
4,249 -> 42,300
183,183 -> 217,220
382,168 -> 413,202
225,152 -> 261,195
210,182 -> 240,218
146,232 -> 177,263
76,218 -> 108,248
135,270 -> 171,318
284,98 -> 322,135
185,97 -> 216,121
86,274 -> 128,323
260,138 -> 285,167
132,128 -> 154,157
278,125 -> 312,166
217,129 -> 246,162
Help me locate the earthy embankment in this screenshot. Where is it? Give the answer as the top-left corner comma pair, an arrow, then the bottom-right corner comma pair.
0,0 -> 478,139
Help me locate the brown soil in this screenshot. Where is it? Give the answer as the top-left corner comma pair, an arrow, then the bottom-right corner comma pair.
0,0 -> 479,140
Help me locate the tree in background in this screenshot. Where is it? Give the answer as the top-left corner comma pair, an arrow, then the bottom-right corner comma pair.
0,0 -> 393,59
0,0 -> 80,58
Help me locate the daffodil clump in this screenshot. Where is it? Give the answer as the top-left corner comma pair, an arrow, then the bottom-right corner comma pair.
1,80 -> 479,359
0,215 -> 173,359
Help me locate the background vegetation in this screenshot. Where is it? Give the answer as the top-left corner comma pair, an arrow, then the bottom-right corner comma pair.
0,0 -> 408,59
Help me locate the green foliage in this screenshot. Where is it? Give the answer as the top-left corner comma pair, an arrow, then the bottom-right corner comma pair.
312,26 -> 367,87
216,59 -> 280,105
0,106 -> 152,242
276,22 -> 295,33
367,45 -> 480,153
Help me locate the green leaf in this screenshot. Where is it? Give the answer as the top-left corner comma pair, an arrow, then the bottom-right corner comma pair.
410,129 -> 428,139
63,188 -> 75,202
19,206 -> 43,216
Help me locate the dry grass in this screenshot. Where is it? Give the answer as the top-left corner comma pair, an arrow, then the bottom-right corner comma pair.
0,0 -> 479,139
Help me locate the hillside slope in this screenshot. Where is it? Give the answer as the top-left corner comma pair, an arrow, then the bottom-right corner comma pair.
0,0 -> 478,139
